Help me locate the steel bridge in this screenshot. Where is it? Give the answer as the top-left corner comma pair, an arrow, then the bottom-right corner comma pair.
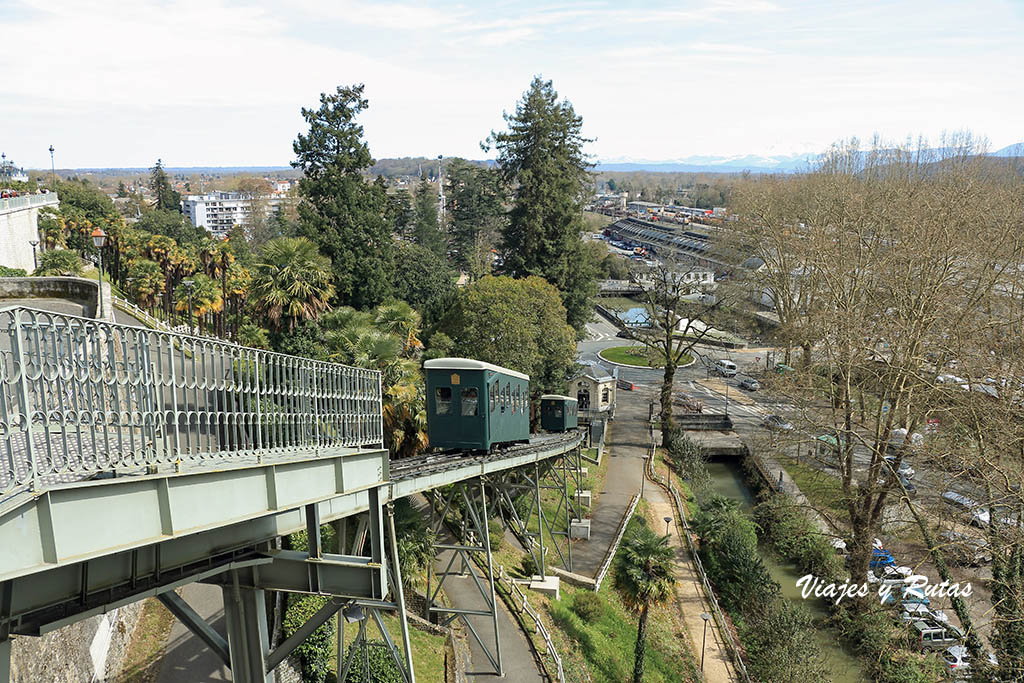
0,306 -> 585,682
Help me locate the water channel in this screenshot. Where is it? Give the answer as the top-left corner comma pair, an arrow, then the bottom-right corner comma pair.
704,460 -> 868,682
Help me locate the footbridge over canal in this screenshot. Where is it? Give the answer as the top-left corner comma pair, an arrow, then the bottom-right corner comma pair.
0,306 -> 585,682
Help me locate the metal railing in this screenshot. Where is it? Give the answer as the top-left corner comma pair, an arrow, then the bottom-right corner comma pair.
0,193 -> 59,213
111,296 -> 173,332
0,306 -> 383,497
646,438 -> 752,681
497,565 -> 565,683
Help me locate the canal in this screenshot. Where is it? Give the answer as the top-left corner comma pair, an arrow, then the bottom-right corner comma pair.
705,460 -> 868,682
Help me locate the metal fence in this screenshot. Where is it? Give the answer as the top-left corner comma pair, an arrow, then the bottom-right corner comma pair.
0,306 -> 383,496
497,565 -> 565,683
0,193 -> 59,213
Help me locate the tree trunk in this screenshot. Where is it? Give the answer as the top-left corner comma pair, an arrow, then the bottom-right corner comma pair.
633,602 -> 649,683
660,361 -> 676,448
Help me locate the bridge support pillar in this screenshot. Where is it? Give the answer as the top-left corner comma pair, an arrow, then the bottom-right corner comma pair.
0,638 -> 10,683
222,573 -> 272,683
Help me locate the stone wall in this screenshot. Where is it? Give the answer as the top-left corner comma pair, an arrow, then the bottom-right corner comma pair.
0,195 -> 58,273
8,601 -> 145,682
0,276 -> 111,321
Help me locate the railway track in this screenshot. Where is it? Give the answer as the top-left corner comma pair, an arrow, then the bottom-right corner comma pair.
389,431 -> 583,481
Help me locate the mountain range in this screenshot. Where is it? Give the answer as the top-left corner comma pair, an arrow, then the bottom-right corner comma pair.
594,143 -> 1024,174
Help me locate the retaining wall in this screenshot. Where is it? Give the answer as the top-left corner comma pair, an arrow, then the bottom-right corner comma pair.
0,276 -> 113,322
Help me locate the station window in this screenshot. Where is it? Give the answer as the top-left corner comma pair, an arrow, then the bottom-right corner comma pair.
435,387 -> 452,415
461,388 -> 478,416
601,387 -> 610,404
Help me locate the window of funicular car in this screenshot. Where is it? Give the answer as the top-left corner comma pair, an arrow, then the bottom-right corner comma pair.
554,406 -> 563,418
461,388 -> 479,416
436,387 -> 452,415
490,384 -> 496,412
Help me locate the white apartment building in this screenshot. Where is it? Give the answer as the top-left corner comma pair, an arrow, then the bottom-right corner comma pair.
181,192 -> 287,237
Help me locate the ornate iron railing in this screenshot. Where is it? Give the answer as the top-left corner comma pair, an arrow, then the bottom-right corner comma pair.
0,306 -> 383,497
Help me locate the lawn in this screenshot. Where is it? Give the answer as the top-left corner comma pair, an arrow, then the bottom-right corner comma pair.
778,454 -> 848,516
330,610 -> 449,683
596,296 -> 642,312
583,211 -> 616,233
599,345 -> 692,369
544,507 -> 699,683
119,598 -> 177,683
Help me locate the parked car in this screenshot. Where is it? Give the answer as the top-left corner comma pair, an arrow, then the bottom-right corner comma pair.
775,363 -> 795,375
870,549 -> 896,569
901,603 -> 950,624
883,586 -> 930,606
877,472 -> 917,497
938,530 -> 992,567
738,377 -> 761,391
942,645 -> 997,677
884,455 -> 915,479
914,618 -> 964,652
867,565 -> 913,586
942,491 -> 990,527
762,414 -> 793,431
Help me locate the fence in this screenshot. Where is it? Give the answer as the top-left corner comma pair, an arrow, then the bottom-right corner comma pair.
593,492 -> 641,591
497,565 -> 564,683
112,296 -> 173,332
0,193 -> 59,213
0,306 -> 383,497
646,438 -> 752,682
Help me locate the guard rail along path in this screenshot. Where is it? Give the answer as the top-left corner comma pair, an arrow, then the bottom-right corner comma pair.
0,305 -> 383,499
645,437 -> 751,681
593,492 -> 641,591
498,565 -> 565,683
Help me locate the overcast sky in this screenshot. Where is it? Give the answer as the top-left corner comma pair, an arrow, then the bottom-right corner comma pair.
2,0 -> 1022,169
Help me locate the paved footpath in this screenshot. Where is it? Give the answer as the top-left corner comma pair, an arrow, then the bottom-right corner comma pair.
644,484 -> 738,682
570,387 -> 651,577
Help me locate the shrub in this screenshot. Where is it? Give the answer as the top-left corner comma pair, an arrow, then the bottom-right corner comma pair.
521,554 -> 538,577
665,426 -> 710,492
739,597 -> 830,682
33,249 -> 82,276
283,594 -> 334,683
0,266 -> 27,277
339,641 -> 404,683
754,494 -> 843,579
571,591 -> 604,621
487,518 -> 504,552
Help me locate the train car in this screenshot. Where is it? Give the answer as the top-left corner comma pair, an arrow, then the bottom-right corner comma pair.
540,395 -> 579,432
424,358 -> 530,451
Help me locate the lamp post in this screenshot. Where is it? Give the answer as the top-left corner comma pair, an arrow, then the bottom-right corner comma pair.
700,612 -> 711,671
91,228 -> 106,318
182,279 -> 195,334
29,239 -> 38,270
49,145 -> 55,190
663,516 -> 672,536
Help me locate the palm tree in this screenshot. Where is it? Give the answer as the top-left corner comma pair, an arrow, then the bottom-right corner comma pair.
250,237 -> 334,331
173,273 -> 223,332
614,525 -> 676,682
374,300 -> 423,357
127,259 -> 165,311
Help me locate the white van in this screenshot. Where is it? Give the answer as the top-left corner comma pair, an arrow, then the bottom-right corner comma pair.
715,359 -> 738,377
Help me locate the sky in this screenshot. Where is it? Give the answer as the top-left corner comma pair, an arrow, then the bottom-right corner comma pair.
2,0 -> 1022,169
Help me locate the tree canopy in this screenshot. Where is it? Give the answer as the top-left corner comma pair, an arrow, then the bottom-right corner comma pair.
149,159 -> 181,212
292,84 -> 394,309
488,77 -> 596,329
441,275 -> 575,393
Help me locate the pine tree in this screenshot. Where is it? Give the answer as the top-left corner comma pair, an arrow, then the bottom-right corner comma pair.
412,179 -> 445,256
149,159 -> 181,211
292,85 -> 394,309
488,77 -> 596,330
446,160 -> 505,274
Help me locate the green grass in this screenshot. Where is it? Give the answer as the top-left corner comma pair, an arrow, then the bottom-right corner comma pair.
777,455 -> 848,516
329,610 -> 448,683
599,345 -> 693,369
583,211 -> 616,233
596,296 -> 642,312
545,509 -> 698,683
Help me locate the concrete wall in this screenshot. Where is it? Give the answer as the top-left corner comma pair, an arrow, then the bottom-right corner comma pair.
0,276 -> 111,321
0,195 -> 58,273
8,601 -> 145,682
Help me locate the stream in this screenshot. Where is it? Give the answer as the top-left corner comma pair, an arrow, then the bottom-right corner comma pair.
704,460 -> 868,682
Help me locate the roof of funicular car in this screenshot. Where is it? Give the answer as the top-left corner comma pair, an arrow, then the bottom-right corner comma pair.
540,394 -> 578,402
424,357 -> 530,381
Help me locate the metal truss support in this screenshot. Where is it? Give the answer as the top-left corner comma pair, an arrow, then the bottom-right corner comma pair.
221,572 -> 272,683
157,591 -> 231,666
492,445 -> 585,576
425,478 -> 502,677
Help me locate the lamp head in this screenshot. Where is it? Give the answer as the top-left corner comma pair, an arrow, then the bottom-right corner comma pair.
91,227 -> 106,248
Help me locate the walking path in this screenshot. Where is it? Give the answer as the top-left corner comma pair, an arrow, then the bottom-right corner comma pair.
643,484 -> 738,682
570,387 -> 650,577
155,584 -> 230,683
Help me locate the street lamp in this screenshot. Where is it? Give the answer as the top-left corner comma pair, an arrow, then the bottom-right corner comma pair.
700,612 -> 712,671
182,279 -> 195,334
91,228 -> 106,318
28,239 -> 39,271
49,145 -> 55,190
663,516 -> 671,536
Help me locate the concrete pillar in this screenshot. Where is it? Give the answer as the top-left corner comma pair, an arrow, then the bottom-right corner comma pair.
222,575 -> 272,683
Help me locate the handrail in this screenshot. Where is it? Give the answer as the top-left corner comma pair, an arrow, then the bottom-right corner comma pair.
112,296 -> 172,332
0,193 -> 59,212
645,436 -> 752,682
593,492 -> 640,591
497,565 -> 565,683
0,305 -> 383,498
